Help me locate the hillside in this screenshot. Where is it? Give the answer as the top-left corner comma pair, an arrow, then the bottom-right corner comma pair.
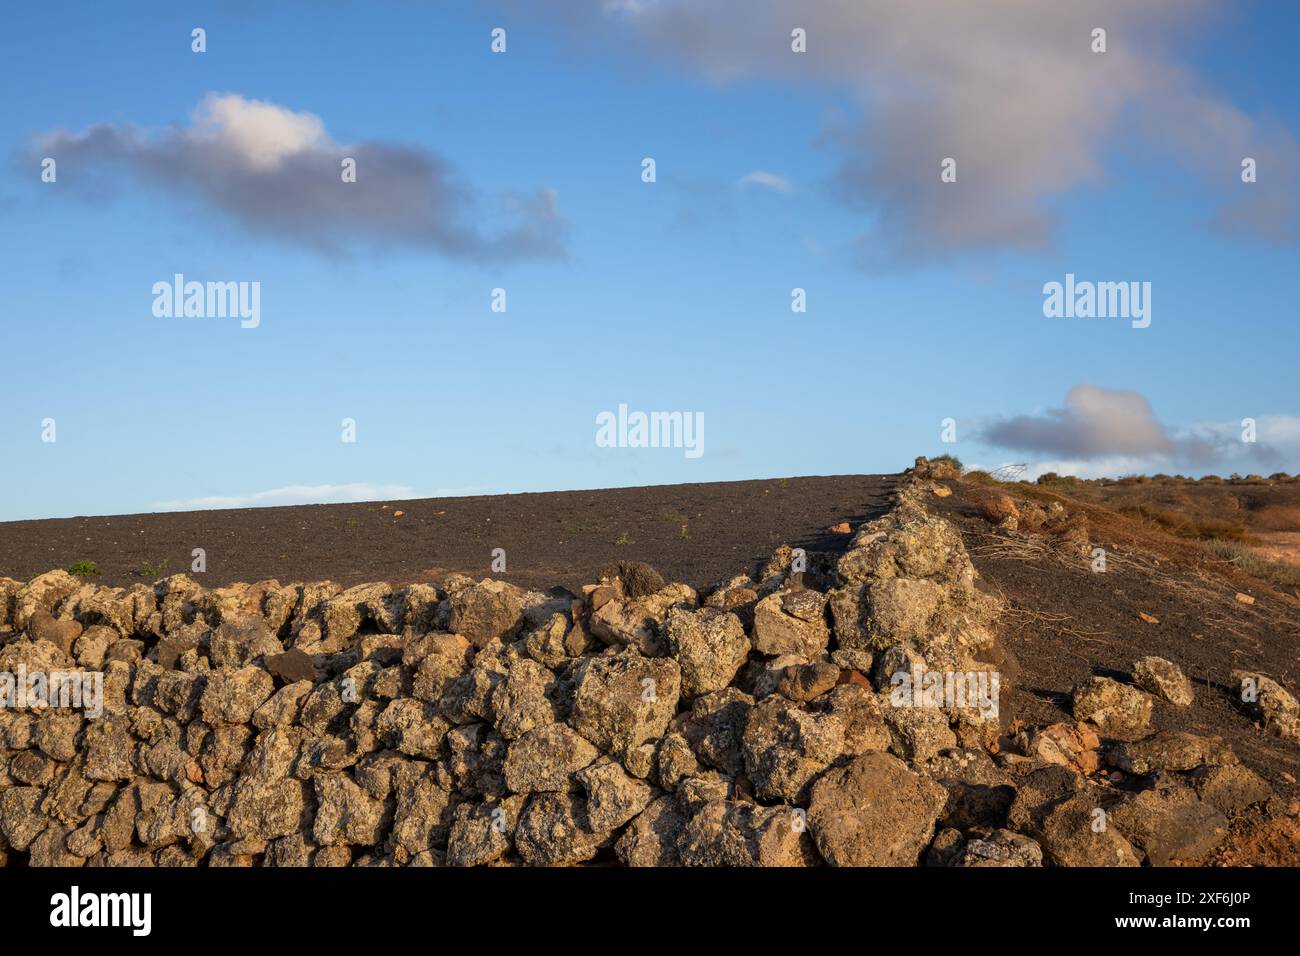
1,465 -> 1297,868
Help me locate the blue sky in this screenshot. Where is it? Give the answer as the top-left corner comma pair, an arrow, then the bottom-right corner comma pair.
2,1 -> 1298,521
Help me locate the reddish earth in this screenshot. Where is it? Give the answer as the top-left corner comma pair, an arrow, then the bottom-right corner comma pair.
931,479 -> 1300,817
1255,532 -> 1300,567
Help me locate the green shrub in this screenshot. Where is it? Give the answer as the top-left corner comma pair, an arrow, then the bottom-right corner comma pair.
137,559 -> 169,579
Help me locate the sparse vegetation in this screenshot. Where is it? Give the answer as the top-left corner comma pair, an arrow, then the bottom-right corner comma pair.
1204,538 -> 1300,594
67,560 -> 98,577
562,523 -> 608,535
931,453 -> 962,471
1117,503 -> 1251,542
137,558 -> 169,579
961,469 -> 998,486
615,531 -> 631,545
1036,472 -> 1084,490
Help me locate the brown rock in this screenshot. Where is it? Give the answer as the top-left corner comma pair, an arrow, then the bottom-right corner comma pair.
1132,656 -> 1194,707
751,589 -> 830,658
1071,677 -> 1152,739
806,752 -> 947,866
27,609 -> 83,654
977,494 -> 1019,524
264,648 -> 320,684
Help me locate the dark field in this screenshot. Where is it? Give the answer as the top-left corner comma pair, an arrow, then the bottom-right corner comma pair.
0,475 -> 897,592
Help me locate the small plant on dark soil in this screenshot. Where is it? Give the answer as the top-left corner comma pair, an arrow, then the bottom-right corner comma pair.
138,558 -> 169,578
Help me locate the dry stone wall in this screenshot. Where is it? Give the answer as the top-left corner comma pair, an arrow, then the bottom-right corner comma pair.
0,474 -> 1274,866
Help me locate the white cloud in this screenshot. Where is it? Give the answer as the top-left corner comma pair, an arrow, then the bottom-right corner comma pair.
192,94 -> 328,172
154,483 -> 419,511
1019,456 -> 1182,481
737,170 -> 791,193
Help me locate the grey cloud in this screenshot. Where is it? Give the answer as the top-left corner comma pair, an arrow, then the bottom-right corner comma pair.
977,384 -> 1292,470
29,94 -> 567,261
980,385 -> 1175,459
541,1 -> 1299,265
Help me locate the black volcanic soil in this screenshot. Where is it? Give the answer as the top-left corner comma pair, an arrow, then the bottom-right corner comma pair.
932,481 -> 1300,806
0,475 -> 897,593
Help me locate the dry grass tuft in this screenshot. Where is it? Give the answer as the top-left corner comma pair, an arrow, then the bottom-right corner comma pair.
1116,503 -> 1251,542
1203,538 -> 1300,596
